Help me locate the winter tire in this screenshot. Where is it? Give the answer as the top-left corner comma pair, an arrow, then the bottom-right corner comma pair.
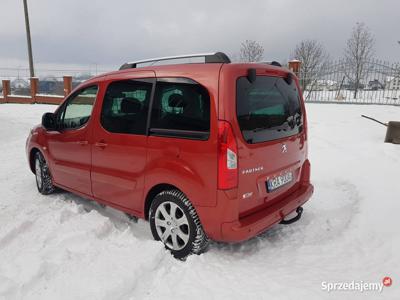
149,189 -> 209,259
35,151 -> 55,195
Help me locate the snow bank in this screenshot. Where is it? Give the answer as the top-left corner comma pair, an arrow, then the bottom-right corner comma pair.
0,103 -> 399,299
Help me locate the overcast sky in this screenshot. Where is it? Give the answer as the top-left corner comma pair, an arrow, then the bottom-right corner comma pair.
0,0 -> 399,73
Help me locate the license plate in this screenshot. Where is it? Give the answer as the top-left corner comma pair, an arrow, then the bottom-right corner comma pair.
267,172 -> 293,192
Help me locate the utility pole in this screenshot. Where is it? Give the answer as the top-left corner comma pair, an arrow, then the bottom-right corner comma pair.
23,0 -> 35,77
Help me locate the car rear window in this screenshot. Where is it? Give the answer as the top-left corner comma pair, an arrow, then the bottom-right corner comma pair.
236,75 -> 303,144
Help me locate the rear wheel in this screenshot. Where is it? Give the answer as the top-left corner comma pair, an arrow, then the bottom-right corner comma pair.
149,190 -> 209,259
34,152 -> 55,195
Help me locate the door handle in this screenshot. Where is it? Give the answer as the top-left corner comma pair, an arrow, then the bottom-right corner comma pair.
76,140 -> 88,145
95,140 -> 108,149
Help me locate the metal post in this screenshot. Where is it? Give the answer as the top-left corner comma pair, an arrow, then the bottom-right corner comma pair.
23,0 -> 35,78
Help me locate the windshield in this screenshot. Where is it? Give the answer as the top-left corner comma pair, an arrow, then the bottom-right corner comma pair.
236,75 -> 303,144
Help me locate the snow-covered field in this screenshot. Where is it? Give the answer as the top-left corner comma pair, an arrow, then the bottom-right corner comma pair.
0,103 -> 399,300
304,89 -> 400,106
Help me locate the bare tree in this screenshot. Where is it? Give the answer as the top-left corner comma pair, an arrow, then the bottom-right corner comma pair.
291,39 -> 329,91
344,22 -> 375,99
240,40 -> 264,62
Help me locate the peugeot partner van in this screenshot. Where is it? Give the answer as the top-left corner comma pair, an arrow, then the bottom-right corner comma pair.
26,52 -> 313,258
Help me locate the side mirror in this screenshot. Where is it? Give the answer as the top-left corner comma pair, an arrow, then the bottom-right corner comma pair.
42,112 -> 57,131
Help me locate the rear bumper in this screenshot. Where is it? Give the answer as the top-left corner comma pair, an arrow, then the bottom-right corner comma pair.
220,183 -> 313,242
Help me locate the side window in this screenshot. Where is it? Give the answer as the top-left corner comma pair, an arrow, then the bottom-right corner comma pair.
100,79 -> 153,135
59,85 -> 98,130
150,78 -> 210,137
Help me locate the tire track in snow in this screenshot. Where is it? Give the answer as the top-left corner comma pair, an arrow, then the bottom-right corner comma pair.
0,221 -> 34,250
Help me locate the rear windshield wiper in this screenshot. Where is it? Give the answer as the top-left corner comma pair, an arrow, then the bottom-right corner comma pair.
286,115 -> 295,129
252,125 -> 272,132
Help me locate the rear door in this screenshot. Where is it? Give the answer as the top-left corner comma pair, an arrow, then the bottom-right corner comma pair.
234,74 -> 307,216
90,73 -> 155,212
146,77 -> 217,207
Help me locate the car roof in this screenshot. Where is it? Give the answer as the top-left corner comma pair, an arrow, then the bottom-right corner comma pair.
80,62 -> 292,88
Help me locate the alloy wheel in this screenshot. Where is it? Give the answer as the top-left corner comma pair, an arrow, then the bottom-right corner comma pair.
154,201 -> 190,250
35,158 -> 43,189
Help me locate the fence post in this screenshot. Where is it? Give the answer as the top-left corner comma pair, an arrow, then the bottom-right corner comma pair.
288,60 -> 302,77
30,77 -> 38,103
63,76 -> 72,97
2,80 -> 11,103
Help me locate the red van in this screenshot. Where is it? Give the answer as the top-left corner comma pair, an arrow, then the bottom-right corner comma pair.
26,52 -> 313,258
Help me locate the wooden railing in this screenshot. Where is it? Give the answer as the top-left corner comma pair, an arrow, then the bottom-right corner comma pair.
0,76 -> 72,105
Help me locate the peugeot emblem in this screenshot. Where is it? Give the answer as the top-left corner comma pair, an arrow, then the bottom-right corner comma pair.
281,144 -> 288,153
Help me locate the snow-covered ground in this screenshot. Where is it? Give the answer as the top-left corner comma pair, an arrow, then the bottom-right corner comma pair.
304,89 -> 400,106
0,103 -> 399,300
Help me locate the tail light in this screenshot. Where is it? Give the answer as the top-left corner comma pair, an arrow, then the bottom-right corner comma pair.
218,120 -> 238,190
300,159 -> 311,185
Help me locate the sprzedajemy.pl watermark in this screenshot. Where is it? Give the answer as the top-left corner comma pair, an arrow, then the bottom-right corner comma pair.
322,277 -> 392,293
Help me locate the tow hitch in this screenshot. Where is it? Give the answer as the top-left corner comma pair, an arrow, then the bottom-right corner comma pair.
280,207 -> 303,225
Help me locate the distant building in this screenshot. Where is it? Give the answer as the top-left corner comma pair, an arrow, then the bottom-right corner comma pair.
38,76 -> 61,95
342,82 -> 365,90
11,78 -> 29,89
368,79 -> 384,90
306,80 -> 339,91
385,76 -> 400,90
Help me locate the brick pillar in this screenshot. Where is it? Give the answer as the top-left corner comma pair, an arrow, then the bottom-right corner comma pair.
288,60 -> 302,77
63,76 -> 72,97
30,77 -> 39,103
2,80 -> 11,103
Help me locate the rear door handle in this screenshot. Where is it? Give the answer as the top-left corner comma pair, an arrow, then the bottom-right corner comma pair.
95,140 -> 108,149
76,140 -> 88,145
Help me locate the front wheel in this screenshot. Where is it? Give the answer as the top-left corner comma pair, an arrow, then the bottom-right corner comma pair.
34,151 -> 55,195
149,190 -> 209,259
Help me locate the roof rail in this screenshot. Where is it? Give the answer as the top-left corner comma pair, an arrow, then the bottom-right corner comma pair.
119,52 -> 231,70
